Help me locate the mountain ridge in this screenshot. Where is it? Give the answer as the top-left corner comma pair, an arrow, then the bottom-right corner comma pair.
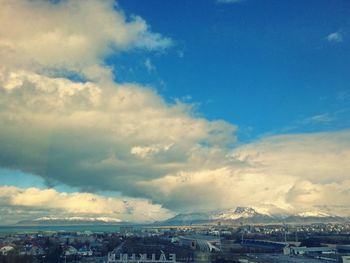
163,207 -> 347,225
14,207 -> 348,226
16,216 -> 128,226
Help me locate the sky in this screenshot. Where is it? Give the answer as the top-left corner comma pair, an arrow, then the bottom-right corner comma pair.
0,0 -> 349,224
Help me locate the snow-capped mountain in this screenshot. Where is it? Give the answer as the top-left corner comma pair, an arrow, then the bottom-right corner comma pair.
15,208 -> 348,226
34,216 -> 122,223
297,211 -> 332,217
163,207 -> 347,225
16,216 -> 125,226
164,207 -> 275,225
214,207 -> 270,220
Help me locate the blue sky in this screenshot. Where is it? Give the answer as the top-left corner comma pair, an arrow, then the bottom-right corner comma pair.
0,0 -> 350,223
113,0 -> 350,141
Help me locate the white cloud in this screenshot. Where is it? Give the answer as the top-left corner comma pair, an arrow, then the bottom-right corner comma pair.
326,31 -> 343,43
1,66 -> 349,217
139,130 -> 350,216
0,67 -> 237,210
229,131 -> 350,214
0,0 -> 172,81
0,186 -> 173,224
131,144 -> 173,159
302,113 -> 334,125
144,58 -> 156,72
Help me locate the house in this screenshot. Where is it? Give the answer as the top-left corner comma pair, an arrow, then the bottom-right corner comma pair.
0,245 -> 15,255
64,246 -> 78,256
78,246 -> 93,256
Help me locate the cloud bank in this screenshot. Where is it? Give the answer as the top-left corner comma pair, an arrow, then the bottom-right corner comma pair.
0,186 -> 172,225
0,0 -> 349,223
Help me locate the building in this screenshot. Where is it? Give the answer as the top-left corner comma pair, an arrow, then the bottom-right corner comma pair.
290,246 -> 336,255
241,239 -> 288,252
64,246 -> 78,256
0,245 -> 15,255
342,256 -> 350,263
78,246 -> 93,256
337,245 -> 350,253
177,235 -> 221,252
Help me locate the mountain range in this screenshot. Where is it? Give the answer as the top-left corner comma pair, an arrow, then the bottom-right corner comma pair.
14,207 -> 348,226
162,207 -> 348,225
16,216 -> 126,226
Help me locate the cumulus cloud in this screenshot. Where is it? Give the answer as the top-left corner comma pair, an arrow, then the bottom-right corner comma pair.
139,130 -> 350,216
0,1 -> 236,210
326,31 -> 343,43
0,67 -> 236,206
0,186 -> 172,224
0,0 -> 172,82
230,131 -> 350,215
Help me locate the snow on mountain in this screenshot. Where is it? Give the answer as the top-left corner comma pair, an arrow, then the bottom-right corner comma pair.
214,207 -> 267,220
164,207 -> 346,225
165,207 -> 273,224
34,216 -> 122,223
16,216 -> 124,225
297,211 -> 332,218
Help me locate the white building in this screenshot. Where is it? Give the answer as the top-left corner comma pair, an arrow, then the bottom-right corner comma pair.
0,245 -> 15,255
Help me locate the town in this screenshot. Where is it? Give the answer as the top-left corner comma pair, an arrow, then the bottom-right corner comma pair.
1,222 -> 350,263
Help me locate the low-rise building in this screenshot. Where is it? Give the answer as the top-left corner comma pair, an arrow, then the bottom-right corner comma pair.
178,234 -> 221,252
0,245 -> 15,255
290,246 -> 336,255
